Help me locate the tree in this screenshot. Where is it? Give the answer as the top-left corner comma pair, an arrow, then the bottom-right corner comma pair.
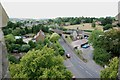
5,34 -> 16,44
20,44 -> 30,52
15,38 -> 25,45
12,28 -> 22,36
103,29 -> 120,56
50,33 -> 60,43
100,57 -> 119,79
7,54 -> 19,64
28,40 -> 36,49
92,21 -> 96,28
25,27 -> 29,34
9,46 -> 72,79
101,17 -> 113,26
6,43 -> 21,53
93,48 -> 111,66
103,24 -> 113,30
58,48 -> 65,56
88,30 -> 104,48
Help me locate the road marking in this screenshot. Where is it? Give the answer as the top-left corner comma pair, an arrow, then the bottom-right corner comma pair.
86,71 -> 93,77
79,65 -> 84,69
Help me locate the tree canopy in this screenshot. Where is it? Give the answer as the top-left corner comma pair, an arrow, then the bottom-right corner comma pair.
9,46 -> 72,79
50,33 -> 60,42
100,57 -> 119,79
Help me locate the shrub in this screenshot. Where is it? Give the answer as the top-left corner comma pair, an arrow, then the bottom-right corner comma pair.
59,48 -> 65,56
93,48 -> 111,66
20,44 -> 30,52
7,54 -> 19,64
103,24 -> 112,30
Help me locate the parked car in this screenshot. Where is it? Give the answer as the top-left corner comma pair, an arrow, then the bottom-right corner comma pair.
66,54 -> 70,58
72,76 -> 76,80
81,44 -> 90,49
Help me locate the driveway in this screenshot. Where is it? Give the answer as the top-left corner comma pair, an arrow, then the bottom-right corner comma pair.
59,38 -> 103,78
71,39 -> 88,49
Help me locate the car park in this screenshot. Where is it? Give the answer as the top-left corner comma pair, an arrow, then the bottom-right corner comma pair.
81,44 -> 90,48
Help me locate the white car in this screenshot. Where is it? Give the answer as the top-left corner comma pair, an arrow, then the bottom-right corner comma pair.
66,54 -> 70,58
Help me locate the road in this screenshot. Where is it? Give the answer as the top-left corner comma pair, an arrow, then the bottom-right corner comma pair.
59,38 -> 102,78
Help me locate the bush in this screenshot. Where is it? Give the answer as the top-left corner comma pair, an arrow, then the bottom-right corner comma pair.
11,44 -> 21,53
28,40 -> 36,49
20,44 -> 30,52
92,21 -> 96,28
103,24 -> 112,30
59,48 -> 65,56
93,48 -> 111,66
7,54 -> 19,64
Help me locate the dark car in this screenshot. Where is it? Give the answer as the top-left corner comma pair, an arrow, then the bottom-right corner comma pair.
66,54 -> 70,58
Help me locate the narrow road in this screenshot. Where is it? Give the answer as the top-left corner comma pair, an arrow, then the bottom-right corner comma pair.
59,38 -> 101,78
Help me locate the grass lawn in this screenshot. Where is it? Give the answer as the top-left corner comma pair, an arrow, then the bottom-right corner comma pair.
74,49 -> 88,63
63,23 -> 103,31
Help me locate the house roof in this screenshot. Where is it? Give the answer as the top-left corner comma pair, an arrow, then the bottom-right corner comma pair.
34,30 -> 45,39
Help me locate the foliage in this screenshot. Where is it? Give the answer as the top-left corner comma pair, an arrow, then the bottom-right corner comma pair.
100,57 -> 119,79
103,24 -> 112,30
50,33 -> 60,43
9,46 -> 72,79
93,48 -> 111,66
89,29 -> 120,66
20,44 -> 30,52
92,21 -> 96,28
28,40 -> 37,49
7,54 -> 19,64
15,38 -> 25,45
88,30 -> 104,48
101,17 -> 113,26
5,34 -> 16,44
10,44 -> 21,52
58,48 -> 65,56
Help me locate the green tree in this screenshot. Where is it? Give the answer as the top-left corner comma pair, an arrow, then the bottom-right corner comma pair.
50,33 -> 60,43
101,17 -> 113,26
15,38 -> 25,45
92,21 -> 96,28
12,28 -> 22,36
28,40 -> 36,49
25,27 -> 29,34
93,48 -> 111,66
20,44 -> 30,52
103,24 -> 113,30
10,44 -> 21,52
100,57 -> 119,79
7,54 -> 19,64
88,30 -> 104,48
5,34 -> 16,44
9,46 -> 72,79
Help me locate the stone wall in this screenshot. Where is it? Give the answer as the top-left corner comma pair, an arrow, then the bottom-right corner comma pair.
0,29 -> 10,79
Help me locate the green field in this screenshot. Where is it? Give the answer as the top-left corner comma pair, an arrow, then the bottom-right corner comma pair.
63,23 -> 103,31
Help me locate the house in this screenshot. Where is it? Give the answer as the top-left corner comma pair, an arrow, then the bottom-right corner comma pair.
77,29 -> 85,39
34,30 -> 45,42
72,31 -> 77,40
95,21 -> 101,25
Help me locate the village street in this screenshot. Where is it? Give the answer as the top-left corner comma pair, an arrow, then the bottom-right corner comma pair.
59,37 -> 103,78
